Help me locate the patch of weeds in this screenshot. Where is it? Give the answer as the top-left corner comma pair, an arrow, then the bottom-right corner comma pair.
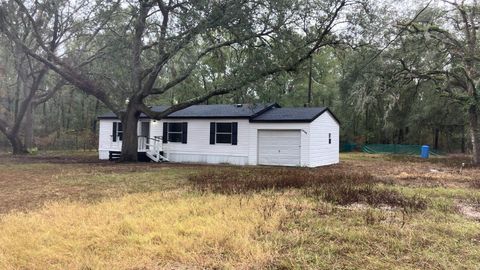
310,182 -> 427,212
361,207 -> 415,228
189,168 -> 428,211
364,208 -> 385,225
430,198 -> 456,213
470,179 -> 480,189
189,168 -> 372,194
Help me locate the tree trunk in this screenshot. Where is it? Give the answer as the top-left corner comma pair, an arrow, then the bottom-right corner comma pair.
468,104 -> 480,164
8,133 -> 27,155
307,55 -> 313,106
24,104 -> 34,149
119,103 -> 141,162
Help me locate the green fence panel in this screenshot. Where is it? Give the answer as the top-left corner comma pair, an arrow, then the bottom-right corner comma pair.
361,144 -> 441,156
340,143 -> 357,152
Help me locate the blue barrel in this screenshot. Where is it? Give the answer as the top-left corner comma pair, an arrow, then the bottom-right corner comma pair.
421,145 -> 429,158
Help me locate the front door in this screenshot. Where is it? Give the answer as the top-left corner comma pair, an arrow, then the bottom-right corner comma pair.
140,121 -> 150,138
140,121 -> 150,150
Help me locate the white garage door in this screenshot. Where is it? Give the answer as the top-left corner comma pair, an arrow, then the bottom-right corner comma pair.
258,130 -> 301,166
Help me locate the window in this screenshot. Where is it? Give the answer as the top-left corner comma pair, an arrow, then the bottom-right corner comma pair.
210,122 -> 238,145
216,123 -> 233,144
113,122 -> 123,141
328,133 -> 331,144
167,123 -> 183,143
163,122 -> 187,144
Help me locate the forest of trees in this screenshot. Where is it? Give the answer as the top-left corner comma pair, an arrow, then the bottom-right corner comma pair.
0,0 -> 478,162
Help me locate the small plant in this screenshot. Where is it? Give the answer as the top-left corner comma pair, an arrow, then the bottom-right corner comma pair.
364,209 -> 379,225
258,196 -> 279,221
27,147 -> 38,155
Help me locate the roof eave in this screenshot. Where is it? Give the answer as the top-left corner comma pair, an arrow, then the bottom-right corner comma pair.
249,119 -> 313,123
98,115 -> 255,120
166,116 -> 253,119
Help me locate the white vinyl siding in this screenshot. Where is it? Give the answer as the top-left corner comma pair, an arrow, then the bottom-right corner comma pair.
309,111 -> 340,166
158,119 -> 249,165
98,120 -> 121,150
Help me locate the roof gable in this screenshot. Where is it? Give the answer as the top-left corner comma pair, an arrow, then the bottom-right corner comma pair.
250,107 -> 340,124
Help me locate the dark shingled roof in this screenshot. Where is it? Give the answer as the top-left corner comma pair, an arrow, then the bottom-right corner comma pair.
97,103 -> 339,123
97,103 -> 277,119
163,104 -> 275,118
250,107 -> 333,122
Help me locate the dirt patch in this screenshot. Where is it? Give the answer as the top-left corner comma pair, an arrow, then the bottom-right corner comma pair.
340,154 -> 479,188
457,203 -> 480,221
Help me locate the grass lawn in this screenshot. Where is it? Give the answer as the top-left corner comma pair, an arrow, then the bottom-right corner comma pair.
0,152 -> 479,269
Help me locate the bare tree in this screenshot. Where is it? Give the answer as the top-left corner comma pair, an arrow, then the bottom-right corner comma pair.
0,1 -> 63,154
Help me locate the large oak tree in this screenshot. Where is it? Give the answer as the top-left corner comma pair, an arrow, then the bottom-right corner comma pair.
0,0 -> 357,161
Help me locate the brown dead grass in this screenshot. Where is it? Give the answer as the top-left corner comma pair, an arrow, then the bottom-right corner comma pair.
0,153 -> 203,214
0,192 -> 286,269
1,152 -> 479,215
0,152 -> 480,269
341,153 -> 479,188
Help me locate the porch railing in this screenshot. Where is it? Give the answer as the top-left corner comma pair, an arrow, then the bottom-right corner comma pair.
138,136 -> 163,152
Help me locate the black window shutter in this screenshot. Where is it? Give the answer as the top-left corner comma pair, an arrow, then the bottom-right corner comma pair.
112,122 -> 117,142
182,122 -> 188,144
232,122 -> 238,145
210,122 -> 215,144
162,122 -> 168,143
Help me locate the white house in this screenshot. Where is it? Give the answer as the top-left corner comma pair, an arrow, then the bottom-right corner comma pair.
97,103 -> 340,167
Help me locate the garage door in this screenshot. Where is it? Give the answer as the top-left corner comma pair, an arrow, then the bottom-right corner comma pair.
258,130 -> 301,166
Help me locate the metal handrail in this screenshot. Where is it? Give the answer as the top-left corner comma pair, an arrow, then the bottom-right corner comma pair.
138,135 -> 163,142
